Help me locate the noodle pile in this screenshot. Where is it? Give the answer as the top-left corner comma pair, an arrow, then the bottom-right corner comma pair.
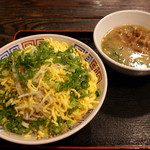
0,38 -> 99,138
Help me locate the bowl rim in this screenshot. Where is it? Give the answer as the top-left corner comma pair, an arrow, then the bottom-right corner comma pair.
0,34 -> 108,145
93,9 -> 150,72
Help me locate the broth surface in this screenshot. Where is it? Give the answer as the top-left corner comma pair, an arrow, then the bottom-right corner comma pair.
101,25 -> 150,68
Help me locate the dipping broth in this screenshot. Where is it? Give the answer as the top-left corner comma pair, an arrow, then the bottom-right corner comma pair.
101,25 -> 150,68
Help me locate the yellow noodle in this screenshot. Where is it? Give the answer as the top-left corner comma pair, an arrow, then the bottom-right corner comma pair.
1,38 -> 99,138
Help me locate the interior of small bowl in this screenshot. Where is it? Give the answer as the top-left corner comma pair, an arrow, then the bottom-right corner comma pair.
94,10 -> 150,73
0,34 -> 107,145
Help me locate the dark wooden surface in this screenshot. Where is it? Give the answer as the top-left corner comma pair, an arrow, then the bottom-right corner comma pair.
1,0 -> 150,149
0,0 -> 150,48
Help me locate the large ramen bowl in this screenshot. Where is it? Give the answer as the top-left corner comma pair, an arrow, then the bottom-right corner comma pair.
0,34 -> 107,145
94,10 -> 150,76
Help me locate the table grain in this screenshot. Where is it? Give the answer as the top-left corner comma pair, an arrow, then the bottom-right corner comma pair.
1,0 -> 150,149
0,0 -> 150,47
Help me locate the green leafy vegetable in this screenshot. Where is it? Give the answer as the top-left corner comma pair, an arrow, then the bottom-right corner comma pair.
95,88 -> 101,97
0,41 -> 96,137
111,48 -> 124,63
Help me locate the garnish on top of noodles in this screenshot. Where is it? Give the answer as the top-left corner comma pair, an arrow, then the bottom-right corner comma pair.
0,38 -> 100,138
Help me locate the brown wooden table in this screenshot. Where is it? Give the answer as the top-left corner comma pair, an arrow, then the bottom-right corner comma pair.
0,0 -> 150,48
1,0 -> 150,149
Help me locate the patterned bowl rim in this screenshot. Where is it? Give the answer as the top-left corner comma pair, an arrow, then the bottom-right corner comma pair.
0,34 -> 108,145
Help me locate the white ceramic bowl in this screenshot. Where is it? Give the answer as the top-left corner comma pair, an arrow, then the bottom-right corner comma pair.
0,34 -> 107,145
94,10 -> 150,76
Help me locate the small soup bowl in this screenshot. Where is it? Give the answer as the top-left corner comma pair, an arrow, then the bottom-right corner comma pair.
94,10 -> 150,76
